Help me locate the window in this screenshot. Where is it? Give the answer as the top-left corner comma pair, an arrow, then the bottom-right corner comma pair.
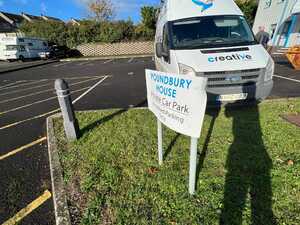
6,45 -> 19,51
28,43 -> 33,46
170,15 -> 256,50
19,38 -> 24,42
20,45 -> 26,52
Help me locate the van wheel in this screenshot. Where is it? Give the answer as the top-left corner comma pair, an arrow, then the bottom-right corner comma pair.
19,55 -> 25,62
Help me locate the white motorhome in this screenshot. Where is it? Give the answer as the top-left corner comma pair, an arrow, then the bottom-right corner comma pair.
0,36 -> 49,61
155,0 -> 274,103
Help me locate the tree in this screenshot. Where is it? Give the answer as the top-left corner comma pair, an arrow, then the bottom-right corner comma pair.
141,6 -> 158,30
134,6 -> 158,40
20,20 -> 68,46
235,0 -> 258,26
87,0 -> 114,21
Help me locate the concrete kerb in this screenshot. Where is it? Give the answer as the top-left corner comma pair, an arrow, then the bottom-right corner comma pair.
60,54 -> 154,62
0,60 -> 59,74
47,113 -> 71,225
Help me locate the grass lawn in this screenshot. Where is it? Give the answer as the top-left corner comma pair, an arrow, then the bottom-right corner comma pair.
54,99 -> 300,225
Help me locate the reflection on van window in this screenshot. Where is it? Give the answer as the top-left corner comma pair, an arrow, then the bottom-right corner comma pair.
6,45 -> 19,51
171,15 -> 256,49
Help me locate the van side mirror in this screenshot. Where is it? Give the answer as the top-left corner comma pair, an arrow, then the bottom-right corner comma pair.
156,43 -> 163,58
156,43 -> 169,58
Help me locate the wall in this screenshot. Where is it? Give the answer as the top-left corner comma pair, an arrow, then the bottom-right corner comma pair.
77,41 -> 154,57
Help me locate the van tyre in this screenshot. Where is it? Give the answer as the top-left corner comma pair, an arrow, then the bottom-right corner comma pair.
19,55 -> 25,62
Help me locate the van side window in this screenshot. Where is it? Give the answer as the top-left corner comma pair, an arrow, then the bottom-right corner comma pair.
20,45 -> 26,52
162,24 -> 169,51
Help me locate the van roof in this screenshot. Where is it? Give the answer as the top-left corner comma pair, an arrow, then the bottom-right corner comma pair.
163,0 -> 243,21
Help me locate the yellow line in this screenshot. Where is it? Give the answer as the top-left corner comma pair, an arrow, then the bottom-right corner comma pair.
2,190 -> 52,225
0,137 -> 47,160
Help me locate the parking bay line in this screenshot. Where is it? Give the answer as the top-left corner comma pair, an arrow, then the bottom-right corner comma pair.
53,62 -> 71,67
0,76 -> 110,131
103,59 -> 113,64
0,137 -> 47,161
0,80 -> 32,90
0,86 -> 91,115
0,79 -> 48,92
274,74 -> 300,83
0,76 -> 106,104
2,190 -> 51,225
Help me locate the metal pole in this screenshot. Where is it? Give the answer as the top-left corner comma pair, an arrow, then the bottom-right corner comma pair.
157,119 -> 163,165
55,79 -> 79,141
189,137 -> 198,195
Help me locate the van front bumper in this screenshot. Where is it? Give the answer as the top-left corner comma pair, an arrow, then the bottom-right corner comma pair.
206,80 -> 274,103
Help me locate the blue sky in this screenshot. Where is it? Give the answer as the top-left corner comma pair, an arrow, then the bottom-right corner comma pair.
0,0 -> 159,23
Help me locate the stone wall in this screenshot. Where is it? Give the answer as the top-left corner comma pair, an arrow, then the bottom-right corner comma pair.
77,41 -> 154,57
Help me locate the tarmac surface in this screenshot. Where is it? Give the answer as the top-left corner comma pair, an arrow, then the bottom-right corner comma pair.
0,56 -> 299,224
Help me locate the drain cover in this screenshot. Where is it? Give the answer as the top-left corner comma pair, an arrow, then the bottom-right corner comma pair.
282,114 -> 300,127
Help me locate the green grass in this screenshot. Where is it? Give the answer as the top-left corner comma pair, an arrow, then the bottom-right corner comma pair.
54,99 -> 300,225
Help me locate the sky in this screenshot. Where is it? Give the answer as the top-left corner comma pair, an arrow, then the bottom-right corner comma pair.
0,0 -> 159,23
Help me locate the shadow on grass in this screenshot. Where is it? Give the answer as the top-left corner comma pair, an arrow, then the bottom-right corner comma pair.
219,85 -> 277,225
196,106 -> 221,185
164,133 -> 181,160
79,99 -> 147,137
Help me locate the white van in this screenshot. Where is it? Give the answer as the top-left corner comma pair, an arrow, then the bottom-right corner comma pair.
0,36 -> 49,61
155,0 -> 274,103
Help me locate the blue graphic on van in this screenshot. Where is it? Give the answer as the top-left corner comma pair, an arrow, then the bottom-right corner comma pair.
192,0 -> 214,12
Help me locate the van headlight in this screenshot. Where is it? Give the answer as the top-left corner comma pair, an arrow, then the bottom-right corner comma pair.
264,58 -> 274,82
178,63 -> 196,76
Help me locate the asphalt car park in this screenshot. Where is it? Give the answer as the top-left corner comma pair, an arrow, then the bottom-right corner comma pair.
0,56 -> 299,224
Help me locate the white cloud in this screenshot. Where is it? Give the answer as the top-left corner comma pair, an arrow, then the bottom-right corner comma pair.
41,2 -> 47,13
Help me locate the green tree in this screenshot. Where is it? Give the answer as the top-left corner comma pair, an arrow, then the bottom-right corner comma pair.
235,0 -> 258,26
141,6 -> 158,30
135,6 -> 158,40
20,20 -> 67,46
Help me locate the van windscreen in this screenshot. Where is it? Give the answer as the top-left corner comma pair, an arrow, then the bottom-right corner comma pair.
170,15 -> 256,49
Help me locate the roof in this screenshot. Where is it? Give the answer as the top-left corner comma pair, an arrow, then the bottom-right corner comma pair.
163,0 -> 243,21
21,13 -> 43,22
0,17 -> 16,32
0,11 -> 24,25
41,14 -> 63,22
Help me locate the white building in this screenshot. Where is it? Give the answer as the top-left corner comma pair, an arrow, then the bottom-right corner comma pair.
253,0 -> 300,47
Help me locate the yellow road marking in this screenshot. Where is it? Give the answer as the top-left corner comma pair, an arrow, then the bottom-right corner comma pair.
2,190 -> 52,225
0,137 -> 47,160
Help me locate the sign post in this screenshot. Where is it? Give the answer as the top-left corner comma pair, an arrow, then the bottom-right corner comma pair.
157,119 -> 163,165
145,69 -> 207,195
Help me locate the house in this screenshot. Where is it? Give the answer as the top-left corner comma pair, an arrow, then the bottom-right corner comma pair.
68,18 -> 81,26
0,11 -> 25,31
41,14 -> 64,23
253,0 -> 300,47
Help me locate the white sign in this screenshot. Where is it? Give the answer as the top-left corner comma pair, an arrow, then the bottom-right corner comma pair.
145,69 -> 207,138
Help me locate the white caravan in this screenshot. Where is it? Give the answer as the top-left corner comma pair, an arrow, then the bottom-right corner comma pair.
0,36 -> 48,61
155,0 -> 274,103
